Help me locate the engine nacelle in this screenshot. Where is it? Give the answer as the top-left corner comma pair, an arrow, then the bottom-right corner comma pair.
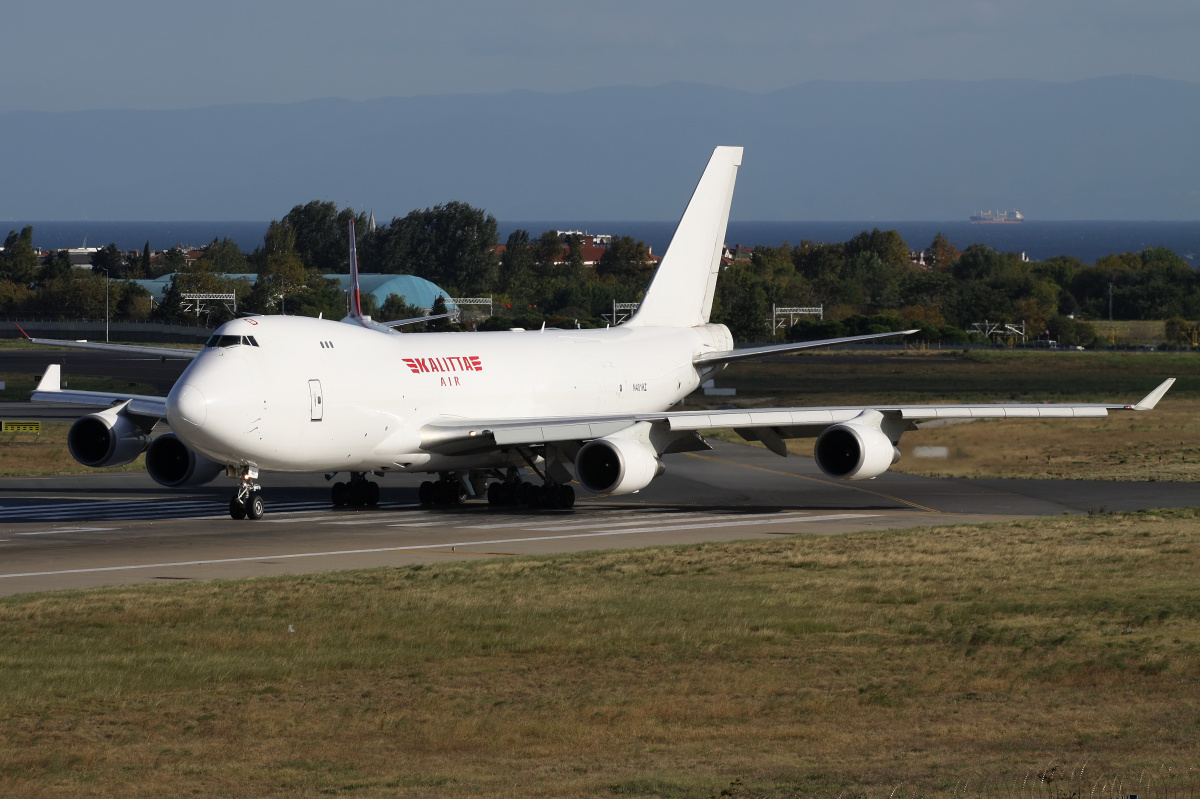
814,422 -> 900,480
575,436 -> 664,495
145,433 -> 224,487
67,409 -> 151,468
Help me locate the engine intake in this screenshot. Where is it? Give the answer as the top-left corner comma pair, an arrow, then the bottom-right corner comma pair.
146,433 -> 224,487
67,409 -> 151,468
814,421 -> 900,480
575,436 -> 664,495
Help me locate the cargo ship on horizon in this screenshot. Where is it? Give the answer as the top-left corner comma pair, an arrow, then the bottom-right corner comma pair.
971,209 -> 1024,224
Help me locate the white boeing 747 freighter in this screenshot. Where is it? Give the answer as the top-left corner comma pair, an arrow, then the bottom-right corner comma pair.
29,147 -> 1174,519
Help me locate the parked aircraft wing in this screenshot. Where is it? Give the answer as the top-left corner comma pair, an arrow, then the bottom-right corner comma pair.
24,337 -> 201,359
416,379 -> 1176,456
693,329 -> 918,366
29,364 -> 168,418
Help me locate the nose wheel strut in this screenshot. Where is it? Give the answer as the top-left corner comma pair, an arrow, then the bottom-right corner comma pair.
229,468 -> 264,520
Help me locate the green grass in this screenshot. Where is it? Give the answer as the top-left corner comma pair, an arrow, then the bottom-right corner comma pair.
2,510 -> 1198,797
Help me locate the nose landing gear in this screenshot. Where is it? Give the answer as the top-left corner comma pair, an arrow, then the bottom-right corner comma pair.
229,467 -> 264,520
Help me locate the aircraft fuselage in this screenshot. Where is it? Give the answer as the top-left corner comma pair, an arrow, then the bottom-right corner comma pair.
166,315 -> 730,474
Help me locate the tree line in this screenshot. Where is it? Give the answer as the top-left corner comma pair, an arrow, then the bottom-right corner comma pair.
2,201 -> 1198,345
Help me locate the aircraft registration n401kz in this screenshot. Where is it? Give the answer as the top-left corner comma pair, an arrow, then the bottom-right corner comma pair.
30,147 -> 1175,520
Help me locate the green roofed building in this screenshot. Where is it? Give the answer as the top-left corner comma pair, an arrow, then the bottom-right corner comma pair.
132,273 -> 456,313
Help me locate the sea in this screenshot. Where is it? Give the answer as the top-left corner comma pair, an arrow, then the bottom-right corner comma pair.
8,220 -> 1200,266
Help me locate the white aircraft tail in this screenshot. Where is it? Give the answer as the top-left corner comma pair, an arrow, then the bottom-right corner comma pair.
347,219 -> 364,319
626,146 -> 742,328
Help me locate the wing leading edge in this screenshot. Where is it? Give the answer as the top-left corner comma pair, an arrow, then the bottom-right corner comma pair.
417,379 -> 1177,457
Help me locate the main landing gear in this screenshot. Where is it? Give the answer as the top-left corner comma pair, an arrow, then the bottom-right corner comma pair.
418,476 -> 465,506
486,480 -> 575,510
331,472 -> 380,507
229,467 -> 264,520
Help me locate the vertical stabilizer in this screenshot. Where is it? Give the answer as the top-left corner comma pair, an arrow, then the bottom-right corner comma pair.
348,219 -> 364,319
626,146 -> 742,328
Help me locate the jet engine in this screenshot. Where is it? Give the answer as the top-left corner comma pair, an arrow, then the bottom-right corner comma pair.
814,421 -> 900,480
67,408 -> 151,468
145,433 -> 224,487
575,436 -> 664,495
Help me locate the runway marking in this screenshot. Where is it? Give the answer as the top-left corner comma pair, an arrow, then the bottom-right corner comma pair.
0,513 -> 877,580
17,527 -> 118,536
0,499 -> 415,523
504,510 -> 819,533
685,452 -> 944,514
579,513 -> 874,535
456,511 -> 702,531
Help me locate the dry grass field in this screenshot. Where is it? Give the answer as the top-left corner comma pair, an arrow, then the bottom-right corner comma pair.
0,423 -> 146,476
1,510 -> 1198,797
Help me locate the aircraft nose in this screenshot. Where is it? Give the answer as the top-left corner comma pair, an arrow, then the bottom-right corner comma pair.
170,384 -> 208,429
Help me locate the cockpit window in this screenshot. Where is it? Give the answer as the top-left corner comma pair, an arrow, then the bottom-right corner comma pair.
204,334 -> 261,348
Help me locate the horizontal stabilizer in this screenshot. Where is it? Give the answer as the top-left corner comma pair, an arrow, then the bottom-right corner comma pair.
694,330 -> 918,366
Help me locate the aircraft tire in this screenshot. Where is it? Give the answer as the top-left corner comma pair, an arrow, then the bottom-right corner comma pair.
487,482 -> 503,505
366,481 -> 380,505
230,497 -> 247,520
517,482 -> 537,506
247,494 -> 265,520
418,481 -> 435,505
557,484 -> 575,509
331,481 -> 348,507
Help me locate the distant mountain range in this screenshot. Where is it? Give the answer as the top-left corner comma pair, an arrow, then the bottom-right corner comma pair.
1,77 -> 1197,222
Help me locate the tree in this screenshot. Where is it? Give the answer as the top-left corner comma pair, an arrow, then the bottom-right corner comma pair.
282,201 -> 366,273
596,236 -> 651,282
426,295 -> 452,332
368,201 -> 499,294
36,249 -> 73,287
928,232 -> 958,270
198,237 -> 251,275
90,243 -> 126,279
0,227 -> 40,286
499,229 -> 536,304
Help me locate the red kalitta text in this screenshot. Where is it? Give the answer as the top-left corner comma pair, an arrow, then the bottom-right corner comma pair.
402,356 -> 483,375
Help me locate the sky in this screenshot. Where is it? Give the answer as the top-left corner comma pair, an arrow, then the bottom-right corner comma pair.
3,0 -> 1198,112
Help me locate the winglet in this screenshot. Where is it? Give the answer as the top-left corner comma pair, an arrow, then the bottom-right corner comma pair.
14,322 -> 30,339
1133,378 -> 1175,410
348,219 -> 364,320
35,364 -> 60,392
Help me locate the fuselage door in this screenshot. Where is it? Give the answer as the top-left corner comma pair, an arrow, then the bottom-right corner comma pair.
309,379 -> 323,421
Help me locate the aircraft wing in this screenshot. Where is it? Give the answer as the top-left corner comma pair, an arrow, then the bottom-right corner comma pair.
25,337 -> 201,360
418,379 -> 1176,457
693,329 -> 918,366
29,365 -> 168,418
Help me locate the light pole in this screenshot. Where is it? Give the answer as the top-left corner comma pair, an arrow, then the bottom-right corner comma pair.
99,267 -> 110,342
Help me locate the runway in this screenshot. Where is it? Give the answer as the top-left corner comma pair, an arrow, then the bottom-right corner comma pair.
2,440 -> 1196,597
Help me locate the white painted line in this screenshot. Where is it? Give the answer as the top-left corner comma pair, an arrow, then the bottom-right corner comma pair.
525,511 -> 810,533
581,513 -> 873,535
455,512 -> 652,531
0,514 -> 879,580
17,527 -> 118,536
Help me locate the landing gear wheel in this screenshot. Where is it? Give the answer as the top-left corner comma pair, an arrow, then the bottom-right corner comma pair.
230,497 -> 247,519
331,481 -> 348,507
419,481 -> 435,505
348,481 -> 365,507
247,494 -> 265,520
557,484 -> 575,509
366,481 -> 380,505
